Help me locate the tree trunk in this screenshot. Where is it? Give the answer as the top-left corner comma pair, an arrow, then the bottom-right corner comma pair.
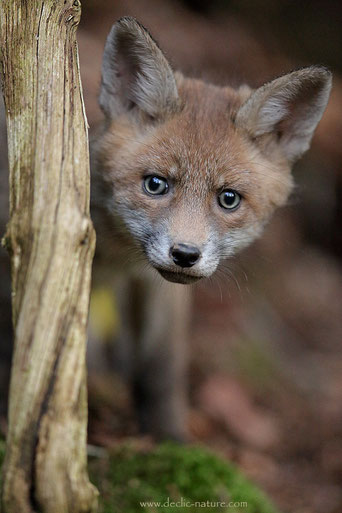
0,1 -> 98,512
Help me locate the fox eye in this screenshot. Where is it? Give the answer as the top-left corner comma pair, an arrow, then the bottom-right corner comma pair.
143,175 -> 169,196
218,189 -> 241,210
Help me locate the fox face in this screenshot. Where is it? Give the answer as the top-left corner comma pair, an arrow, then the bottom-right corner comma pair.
91,17 -> 332,284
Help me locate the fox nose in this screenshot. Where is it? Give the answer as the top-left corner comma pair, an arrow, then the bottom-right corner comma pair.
170,243 -> 201,268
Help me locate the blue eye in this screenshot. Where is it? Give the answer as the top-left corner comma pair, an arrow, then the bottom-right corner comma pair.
143,175 -> 169,195
218,189 -> 241,210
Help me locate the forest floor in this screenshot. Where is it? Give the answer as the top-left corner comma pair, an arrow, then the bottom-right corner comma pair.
88,233 -> 342,513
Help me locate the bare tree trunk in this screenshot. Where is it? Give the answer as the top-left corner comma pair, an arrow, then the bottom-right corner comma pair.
0,1 -> 98,512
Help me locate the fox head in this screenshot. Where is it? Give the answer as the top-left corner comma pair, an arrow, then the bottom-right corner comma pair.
91,17 -> 332,284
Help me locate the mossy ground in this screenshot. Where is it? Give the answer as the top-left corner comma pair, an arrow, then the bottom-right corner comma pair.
0,437 -> 279,512
90,442 -> 280,513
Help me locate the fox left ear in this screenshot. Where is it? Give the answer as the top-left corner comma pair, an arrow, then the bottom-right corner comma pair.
236,67 -> 332,162
99,17 -> 179,120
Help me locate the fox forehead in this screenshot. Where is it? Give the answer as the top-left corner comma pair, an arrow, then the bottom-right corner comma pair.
140,76 -> 246,172
98,75 -> 292,214
103,76 -> 252,177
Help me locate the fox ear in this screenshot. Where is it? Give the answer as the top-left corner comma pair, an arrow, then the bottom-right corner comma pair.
236,67 -> 332,162
99,17 -> 179,119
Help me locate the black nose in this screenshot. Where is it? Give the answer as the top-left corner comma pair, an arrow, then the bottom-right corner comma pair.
170,243 -> 201,268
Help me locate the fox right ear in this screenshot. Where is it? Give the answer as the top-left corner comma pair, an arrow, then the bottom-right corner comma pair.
99,17 -> 179,120
235,67 -> 332,162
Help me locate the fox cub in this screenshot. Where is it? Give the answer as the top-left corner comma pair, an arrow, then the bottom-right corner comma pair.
90,17 -> 332,440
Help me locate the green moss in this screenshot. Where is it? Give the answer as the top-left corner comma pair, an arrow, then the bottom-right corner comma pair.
91,442 -> 280,513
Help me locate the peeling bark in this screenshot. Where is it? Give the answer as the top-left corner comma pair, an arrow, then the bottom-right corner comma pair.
0,1 -> 98,511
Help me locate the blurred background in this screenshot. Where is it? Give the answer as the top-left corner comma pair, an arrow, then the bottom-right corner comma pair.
1,1 -> 342,512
